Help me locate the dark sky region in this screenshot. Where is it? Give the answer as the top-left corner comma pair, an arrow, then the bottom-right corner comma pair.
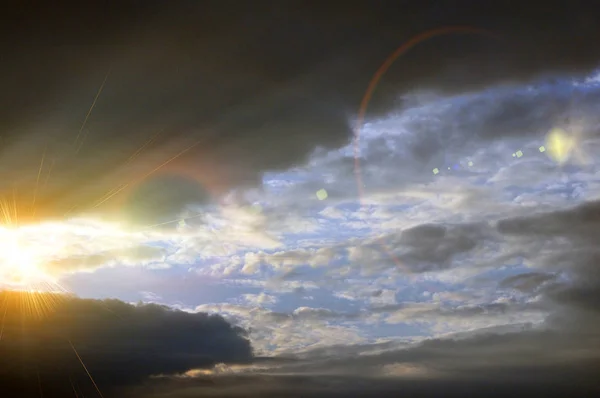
1,1 -> 600,397
1,0 -> 599,226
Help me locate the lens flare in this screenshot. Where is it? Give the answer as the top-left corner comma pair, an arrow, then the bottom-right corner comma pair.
353,26 -> 500,273
545,127 -> 575,164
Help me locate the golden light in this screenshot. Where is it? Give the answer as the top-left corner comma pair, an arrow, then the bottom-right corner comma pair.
545,127 -> 575,164
0,230 -> 63,318
0,227 -> 46,285
0,213 -> 166,320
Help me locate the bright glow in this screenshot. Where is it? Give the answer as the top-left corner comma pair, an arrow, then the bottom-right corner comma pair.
0,228 -> 46,285
545,127 -> 574,164
316,189 -> 328,200
0,218 -> 142,289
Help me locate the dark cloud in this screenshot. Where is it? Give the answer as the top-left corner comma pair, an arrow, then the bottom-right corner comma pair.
496,200 -> 600,332
278,329 -> 598,379
398,223 -> 481,269
350,222 -> 487,273
497,199 -> 600,238
497,200 -> 600,280
0,291 -> 252,397
123,374 -> 598,398
3,1 -> 600,225
122,328 -> 600,397
499,272 -> 557,293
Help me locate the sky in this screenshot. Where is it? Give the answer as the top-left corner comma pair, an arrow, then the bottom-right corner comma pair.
2,1 -> 600,397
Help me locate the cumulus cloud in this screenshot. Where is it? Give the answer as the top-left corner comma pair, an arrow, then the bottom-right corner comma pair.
153,197 -> 600,396
195,302 -> 366,356
11,199 -> 599,397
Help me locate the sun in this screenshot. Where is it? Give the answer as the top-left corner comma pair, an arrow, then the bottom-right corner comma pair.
0,226 -> 68,318
0,227 -> 48,287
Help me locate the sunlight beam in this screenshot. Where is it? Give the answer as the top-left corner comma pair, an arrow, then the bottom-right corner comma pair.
75,66 -> 112,153
31,148 -> 47,220
68,339 -> 104,398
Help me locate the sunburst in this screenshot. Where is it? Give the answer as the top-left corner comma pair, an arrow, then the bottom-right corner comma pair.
0,191 -> 69,320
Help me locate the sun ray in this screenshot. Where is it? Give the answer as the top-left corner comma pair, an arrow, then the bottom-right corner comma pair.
0,198 -> 12,225
42,158 -> 55,191
0,296 -> 7,341
88,184 -> 128,211
75,378 -> 86,398
31,148 -> 47,220
69,375 -> 80,398
63,203 -> 81,218
125,129 -> 163,165
37,367 -> 44,398
12,188 -> 19,226
142,211 -> 205,230
13,291 -> 55,320
91,138 -> 204,210
74,66 -> 112,153
91,129 -> 164,209
68,339 -> 104,398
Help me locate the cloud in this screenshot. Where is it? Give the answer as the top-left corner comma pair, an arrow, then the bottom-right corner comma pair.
46,244 -> 166,274
126,375 -> 598,398
0,291 -> 253,397
5,4 -> 600,397
497,199 -> 600,240
239,293 -> 278,307
495,199 -> 600,332
348,222 -> 490,274
11,197 -> 597,397
0,220 -> 171,285
499,272 -> 557,293
123,328 -> 600,397
180,199 -> 600,388
4,2 -> 600,226
195,302 -> 366,356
